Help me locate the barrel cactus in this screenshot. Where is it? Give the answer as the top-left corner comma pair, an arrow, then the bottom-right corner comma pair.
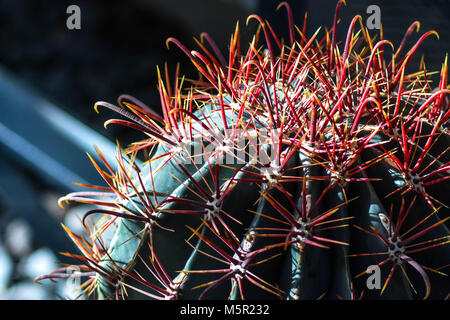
37,1 -> 450,300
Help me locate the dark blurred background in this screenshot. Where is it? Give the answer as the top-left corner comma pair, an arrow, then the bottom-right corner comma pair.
0,0 -> 448,299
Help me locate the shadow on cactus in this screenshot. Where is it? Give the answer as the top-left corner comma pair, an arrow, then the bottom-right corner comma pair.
35,1 -> 450,300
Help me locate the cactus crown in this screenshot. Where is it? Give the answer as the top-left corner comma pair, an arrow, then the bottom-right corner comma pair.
37,1 -> 450,300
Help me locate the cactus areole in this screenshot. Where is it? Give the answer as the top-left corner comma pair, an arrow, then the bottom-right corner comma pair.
37,1 -> 450,300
